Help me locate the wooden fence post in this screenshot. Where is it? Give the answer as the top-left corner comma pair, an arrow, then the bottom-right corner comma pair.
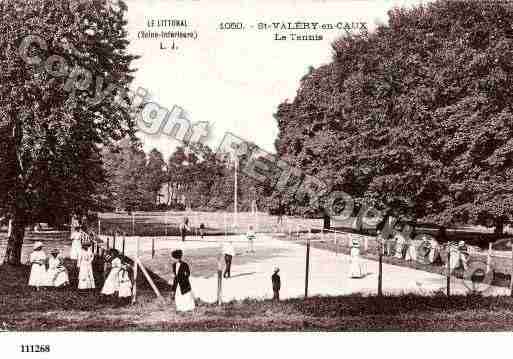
487,242 -> 492,273
446,248 -> 451,297
364,236 -> 369,252
132,237 -> 140,304
106,236 -> 110,250
151,237 -> 155,259
378,251 -> 383,296
217,255 -> 223,305
113,232 -> 116,251
305,235 -> 311,299
510,239 -> 513,297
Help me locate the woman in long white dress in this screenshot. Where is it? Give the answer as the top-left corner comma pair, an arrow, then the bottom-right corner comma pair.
101,251 -> 122,295
171,250 -> 195,312
405,235 -> 418,262
46,249 -> 69,288
77,244 -> 95,290
349,237 -> 365,278
70,226 -> 82,262
394,232 -> 406,259
28,242 -> 47,289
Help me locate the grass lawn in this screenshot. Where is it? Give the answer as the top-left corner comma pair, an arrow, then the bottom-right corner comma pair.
3,258 -> 513,331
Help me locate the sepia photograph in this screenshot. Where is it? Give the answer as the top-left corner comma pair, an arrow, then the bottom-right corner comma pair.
2,0 -> 513,350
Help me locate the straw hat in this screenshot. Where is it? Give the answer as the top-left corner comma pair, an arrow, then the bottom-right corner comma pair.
458,240 -> 465,247
33,241 -> 43,249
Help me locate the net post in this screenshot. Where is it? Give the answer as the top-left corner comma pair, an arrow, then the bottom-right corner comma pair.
305,229 -> 311,298
217,254 -> 223,305
446,248 -> 451,297
487,242 -> 492,273
378,235 -> 383,297
510,239 -> 513,297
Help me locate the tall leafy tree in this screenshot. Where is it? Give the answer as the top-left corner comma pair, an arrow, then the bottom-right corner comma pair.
0,0 -> 138,264
274,0 -> 513,232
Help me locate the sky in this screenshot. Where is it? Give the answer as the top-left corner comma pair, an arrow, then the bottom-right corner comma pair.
125,0 -> 427,159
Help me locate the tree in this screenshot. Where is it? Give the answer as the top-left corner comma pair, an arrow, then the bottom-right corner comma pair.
146,148 -> 167,205
274,0 -> 513,232
102,138 -> 154,212
1,0 -> 138,264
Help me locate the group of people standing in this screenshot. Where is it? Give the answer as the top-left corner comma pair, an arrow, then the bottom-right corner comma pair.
28,225 -> 133,304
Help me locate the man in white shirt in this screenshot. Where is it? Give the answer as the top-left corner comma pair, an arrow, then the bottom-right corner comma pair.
222,240 -> 235,278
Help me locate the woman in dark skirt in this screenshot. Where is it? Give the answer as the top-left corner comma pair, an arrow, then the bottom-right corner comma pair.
170,249 -> 195,312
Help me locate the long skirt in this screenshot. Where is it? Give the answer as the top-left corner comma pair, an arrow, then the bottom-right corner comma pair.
70,240 -> 81,261
101,268 -> 121,295
175,289 -> 195,312
428,246 -> 440,264
46,267 -> 69,287
405,244 -> 417,262
395,244 -> 405,259
29,263 -> 47,287
78,263 -> 95,289
350,247 -> 365,278
118,271 -> 132,298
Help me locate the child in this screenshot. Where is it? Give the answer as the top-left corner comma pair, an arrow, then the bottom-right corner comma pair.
77,243 -> 95,290
28,242 -> 47,290
272,267 -> 281,301
246,225 -> 256,253
117,263 -> 133,305
199,223 -> 205,239
46,249 -> 69,288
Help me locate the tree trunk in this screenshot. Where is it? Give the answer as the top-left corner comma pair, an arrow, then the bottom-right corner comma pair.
4,209 -> 26,265
495,217 -> 505,237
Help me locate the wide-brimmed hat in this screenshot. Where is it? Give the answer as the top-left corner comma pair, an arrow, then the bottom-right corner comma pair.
458,240 -> 465,247
50,248 -> 59,255
33,241 -> 43,249
171,249 -> 183,259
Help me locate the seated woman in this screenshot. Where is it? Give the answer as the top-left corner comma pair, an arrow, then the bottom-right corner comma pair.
46,249 -> 69,288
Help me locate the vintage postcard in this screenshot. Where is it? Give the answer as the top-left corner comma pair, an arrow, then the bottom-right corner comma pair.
1,0 -> 513,355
